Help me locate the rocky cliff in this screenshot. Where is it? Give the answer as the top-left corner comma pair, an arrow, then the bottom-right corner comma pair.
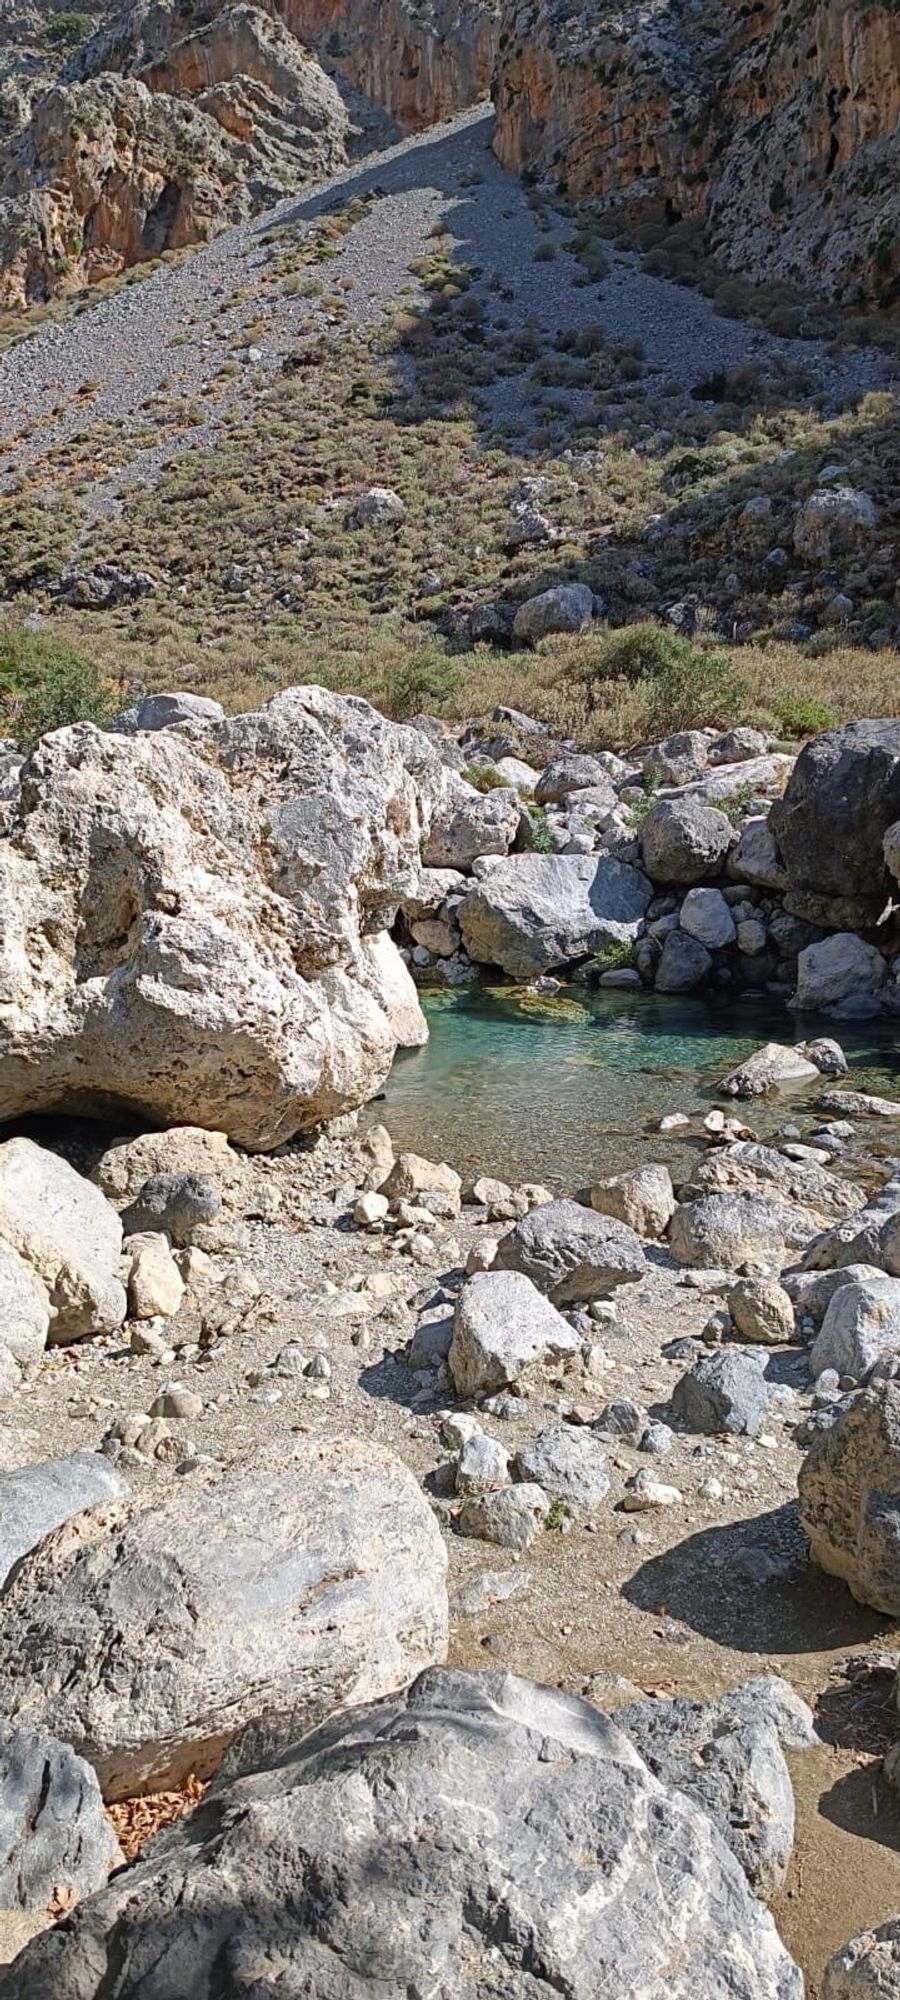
0,0 -> 497,304
493,0 -> 900,306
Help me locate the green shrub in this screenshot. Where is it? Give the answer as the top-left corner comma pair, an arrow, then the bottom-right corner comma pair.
525,804 -> 555,852
579,622 -> 746,731
462,760 -> 508,793
0,631 -> 113,747
593,938 -> 634,973
384,648 -> 464,719
46,10 -> 90,45
770,692 -> 837,738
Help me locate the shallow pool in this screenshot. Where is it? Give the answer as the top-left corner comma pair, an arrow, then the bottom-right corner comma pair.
367,984 -> 900,1188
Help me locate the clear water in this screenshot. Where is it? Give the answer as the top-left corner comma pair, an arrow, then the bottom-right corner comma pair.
366,984 -> 900,1189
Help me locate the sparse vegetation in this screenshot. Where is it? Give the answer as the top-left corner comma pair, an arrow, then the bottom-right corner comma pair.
0,631 -> 114,746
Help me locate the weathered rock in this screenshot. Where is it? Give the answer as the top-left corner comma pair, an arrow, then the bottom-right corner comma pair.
0,690 -> 453,1149
494,1198 -> 646,1302
616,1675 -> 813,1897
727,817 -> 788,892
448,1270 -> 581,1396
669,1193 -> 798,1270
655,928 -> 713,991
769,721 -> 900,928
457,1483 -> 550,1547
793,489 -> 878,565
793,934 -> 886,1017
809,1276 -> 900,1382
672,1350 -> 770,1437
382,1151 -> 462,1216
798,1382 -> 900,1613
512,581 -> 595,644
423,783 -> 520,869
0,1452 -> 127,1593
822,1917 -> 900,1999
640,796 -> 733,885
682,1141 -> 862,1226
121,1171 -> 222,1244
679,887 -> 736,950
642,730 -> 709,786
458,853 -> 652,978
0,1242 -> 49,1383
0,1440 -> 448,1800
594,1395 -> 647,1445
92,1125 -> 246,1206
590,1163 -> 675,1238
797,1037 -> 848,1078
126,1232 -> 185,1320
454,1428 -> 511,1496
819,1090 -> 900,1119
0,1723 -> 121,1910
534,755 -> 616,805
0,1666 -> 803,2000
351,486 -> 405,527
728,1278 -> 795,1345
719,1042 -> 819,1098
133,691 -> 226,731
0,1139 -> 125,1341
514,1426 -> 610,1510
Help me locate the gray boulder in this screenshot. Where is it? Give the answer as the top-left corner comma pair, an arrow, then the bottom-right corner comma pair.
494,1198 -> 646,1303
0,1441 -> 448,1801
458,853 -> 652,979
616,1675 -> 814,1897
121,1171 -> 222,1244
0,1139 -> 125,1342
134,692 -> 225,731
423,785 -> 520,871
0,1667 -> 803,2000
589,1163 -> 675,1238
822,1918 -> 900,1999
457,1484 -> 550,1548
0,1452 -> 127,1592
640,796 -> 733,885
719,1042 -> 819,1098
679,887 -> 736,950
798,1382 -> 900,1613
727,817 -> 787,891
448,1270 -> 582,1397
0,1242 -> 49,1385
809,1275 -> 900,1383
682,1141 -> 862,1227
534,755 -> 616,805
514,1427 -> 610,1511
793,933 -> 886,1018
793,487 -> 877,565
512,581 -> 595,644
728,1277 -> 795,1345
0,1724 -> 121,1909
672,1350 -> 770,1437
669,1193 -> 799,1270
655,928 -> 713,991
768,719 -> 900,928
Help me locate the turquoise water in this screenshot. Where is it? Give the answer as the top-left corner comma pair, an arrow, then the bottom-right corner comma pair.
368,985 -> 900,1189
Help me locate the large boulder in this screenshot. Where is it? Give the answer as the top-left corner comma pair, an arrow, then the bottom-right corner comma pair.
512,581 -> 595,644
768,720 -> 900,927
494,1198 -> 647,1302
669,1193 -> 801,1270
792,933 -> 887,1017
640,796 -> 733,885
0,1140 -> 125,1341
0,1667 -> 804,2000
589,1163 -> 675,1238
672,1351 -> 770,1437
514,1426 -> 611,1511
0,1441 -> 448,1800
0,689 -> 454,1149
0,1724 -> 121,1910
719,1042 -> 820,1097
681,1141 -> 862,1226
727,817 -> 788,891
822,1918 -> 900,1999
0,1242 -> 50,1385
616,1676 -> 814,1898
448,1270 -> 582,1396
809,1275 -> 900,1383
534,755 -> 617,806
679,886 -> 736,949
423,784 -> 520,869
793,488 -> 877,565
798,1382 -> 900,1613
458,853 -> 652,978
0,1452 -> 128,1592
655,928 -> 712,991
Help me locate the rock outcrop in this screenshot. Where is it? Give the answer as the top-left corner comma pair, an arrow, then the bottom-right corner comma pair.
493,0 -> 900,305
798,1381 -> 900,1613
280,0 -> 499,129
0,687 -> 453,1148
769,721 -> 900,930
0,1439 -> 448,1800
0,1667 -> 803,1999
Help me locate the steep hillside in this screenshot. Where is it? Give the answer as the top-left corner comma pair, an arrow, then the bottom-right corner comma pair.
493,0 -> 900,307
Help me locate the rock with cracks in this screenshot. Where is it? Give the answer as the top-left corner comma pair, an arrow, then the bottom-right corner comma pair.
494,1197 -> 647,1303
0,1667 -> 803,2000
0,1723 -> 121,1910
0,689 -> 455,1149
458,852 -> 652,978
0,1439 -> 448,1801
798,1383 -> 900,1614
448,1269 -> 582,1396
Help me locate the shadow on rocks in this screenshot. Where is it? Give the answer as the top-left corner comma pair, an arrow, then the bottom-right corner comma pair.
623,1503 -> 885,1655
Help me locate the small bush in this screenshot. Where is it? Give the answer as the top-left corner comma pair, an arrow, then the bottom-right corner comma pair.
384,648 -> 464,719
462,760 -> 507,793
770,692 -> 837,738
0,630 -> 113,747
46,10 -> 89,45
578,623 -> 746,732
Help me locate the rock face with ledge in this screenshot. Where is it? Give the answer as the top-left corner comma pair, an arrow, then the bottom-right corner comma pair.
0,1667 -> 803,2000
0,688 -> 453,1149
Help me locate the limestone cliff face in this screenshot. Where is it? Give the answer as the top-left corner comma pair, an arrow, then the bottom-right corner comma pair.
278,0 -> 499,130
493,0 -> 900,305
